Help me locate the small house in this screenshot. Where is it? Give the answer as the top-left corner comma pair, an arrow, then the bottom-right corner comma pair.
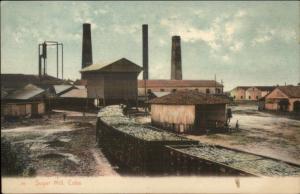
148,90 -> 229,133
2,84 -> 46,118
263,86 -> 300,112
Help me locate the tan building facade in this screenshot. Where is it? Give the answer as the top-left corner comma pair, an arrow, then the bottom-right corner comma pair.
138,80 -> 223,96
230,86 -> 275,101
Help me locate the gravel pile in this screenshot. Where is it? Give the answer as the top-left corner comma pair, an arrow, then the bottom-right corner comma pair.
175,144 -> 300,176
98,106 -> 193,142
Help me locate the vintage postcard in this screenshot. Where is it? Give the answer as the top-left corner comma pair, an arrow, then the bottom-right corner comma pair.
1,1 -> 300,193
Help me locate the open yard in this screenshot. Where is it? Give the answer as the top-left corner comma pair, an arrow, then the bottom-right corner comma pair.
1,110 -> 118,177
186,105 -> 300,165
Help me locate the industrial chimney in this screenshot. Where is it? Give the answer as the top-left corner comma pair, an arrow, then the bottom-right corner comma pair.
82,23 -> 93,71
171,36 -> 182,80
142,24 -> 148,80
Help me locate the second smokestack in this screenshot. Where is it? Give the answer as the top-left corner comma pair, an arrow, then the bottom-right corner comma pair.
171,36 -> 182,80
82,23 -> 93,71
142,24 -> 148,80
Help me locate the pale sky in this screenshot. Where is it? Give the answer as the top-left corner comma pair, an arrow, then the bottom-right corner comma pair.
1,1 -> 299,91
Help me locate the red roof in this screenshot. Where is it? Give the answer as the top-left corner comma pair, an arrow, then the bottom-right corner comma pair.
138,80 -> 223,88
278,86 -> 300,98
148,90 -> 229,105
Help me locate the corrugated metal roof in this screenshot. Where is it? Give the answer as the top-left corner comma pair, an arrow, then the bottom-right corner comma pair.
138,80 -> 223,88
60,88 -> 87,98
148,90 -> 229,105
53,85 -> 73,95
80,58 -> 142,73
5,84 -> 45,100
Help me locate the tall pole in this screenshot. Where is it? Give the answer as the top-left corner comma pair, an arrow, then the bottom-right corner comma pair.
38,44 -> 41,77
61,44 -> 64,80
56,43 -> 59,78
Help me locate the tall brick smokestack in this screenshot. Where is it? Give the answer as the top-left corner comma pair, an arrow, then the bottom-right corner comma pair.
82,23 -> 93,71
142,24 -> 148,80
171,36 -> 182,80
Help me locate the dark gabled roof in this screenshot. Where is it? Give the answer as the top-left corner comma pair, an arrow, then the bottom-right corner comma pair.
80,58 -> 142,73
148,90 -> 229,105
277,86 -> 300,98
232,86 -> 275,91
138,80 -> 223,88
255,86 -> 276,91
5,84 -> 45,100
1,74 -> 66,90
232,86 -> 251,91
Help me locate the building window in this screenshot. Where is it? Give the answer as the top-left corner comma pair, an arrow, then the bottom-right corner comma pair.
160,89 -> 165,92
249,96 -> 251,100
147,89 -> 152,93
172,89 -> 177,92
195,88 -> 199,91
216,88 -> 221,94
206,89 -> 210,94
233,96 -> 236,99
241,96 -> 243,99
256,96 -> 259,100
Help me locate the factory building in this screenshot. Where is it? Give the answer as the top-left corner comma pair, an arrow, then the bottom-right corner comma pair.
148,90 -> 229,133
230,86 -> 275,101
138,80 -> 223,96
260,85 -> 300,112
80,58 -> 142,106
139,26 -> 224,101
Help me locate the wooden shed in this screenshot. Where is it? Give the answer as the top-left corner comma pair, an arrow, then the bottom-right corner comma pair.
2,84 -> 46,118
80,58 -> 142,106
148,90 -> 229,133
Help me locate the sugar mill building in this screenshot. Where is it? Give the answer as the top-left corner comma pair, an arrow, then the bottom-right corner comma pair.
148,90 -> 229,133
230,86 -> 275,101
260,85 -> 300,112
138,80 -> 223,96
80,58 -> 142,106
139,26 -> 224,101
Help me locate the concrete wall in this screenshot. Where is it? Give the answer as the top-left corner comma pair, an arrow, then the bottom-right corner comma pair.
151,104 -> 195,133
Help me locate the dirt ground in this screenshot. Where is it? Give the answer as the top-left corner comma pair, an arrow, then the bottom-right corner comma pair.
186,105 -> 300,165
135,105 -> 300,165
1,110 -> 118,177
